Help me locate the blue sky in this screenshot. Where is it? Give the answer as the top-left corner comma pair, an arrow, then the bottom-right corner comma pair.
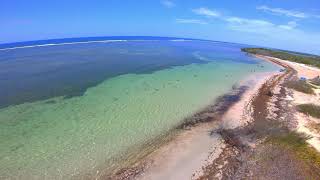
1,0 -> 320,54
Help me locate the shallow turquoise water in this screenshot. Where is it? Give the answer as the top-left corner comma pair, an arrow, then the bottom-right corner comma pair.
0,39 -> 279,179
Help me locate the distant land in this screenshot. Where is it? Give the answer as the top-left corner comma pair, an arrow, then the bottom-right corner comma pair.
242,48 -> 320,68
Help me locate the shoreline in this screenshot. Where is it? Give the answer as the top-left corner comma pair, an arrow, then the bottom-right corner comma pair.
105,67 -> 283,179
105,53 -> 320,179
140,71 -> 280,180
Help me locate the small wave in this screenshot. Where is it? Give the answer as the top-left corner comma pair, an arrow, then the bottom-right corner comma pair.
192,51 -> 212,62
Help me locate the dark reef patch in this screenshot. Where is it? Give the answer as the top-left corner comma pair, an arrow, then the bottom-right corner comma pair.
177,85 -> 249,129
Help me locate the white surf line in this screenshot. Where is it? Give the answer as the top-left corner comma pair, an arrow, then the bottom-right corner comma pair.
0,39 -> 193,51
170,39 -> 192,42
0,40 -> 128,51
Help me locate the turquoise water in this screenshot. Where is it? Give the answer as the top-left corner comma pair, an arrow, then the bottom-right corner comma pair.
0,39 -> 279,179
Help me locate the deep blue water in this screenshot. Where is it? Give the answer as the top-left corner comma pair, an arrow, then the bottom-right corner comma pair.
0,37 -> 257,108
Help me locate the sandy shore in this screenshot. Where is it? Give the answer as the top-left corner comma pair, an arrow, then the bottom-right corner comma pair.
108,54 -> 320,180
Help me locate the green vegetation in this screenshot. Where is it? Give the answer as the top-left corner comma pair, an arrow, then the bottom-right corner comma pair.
268,132 -> 320,168
242,48 -> 320,69
286,80 -> 314,94
297,104 -> 320,118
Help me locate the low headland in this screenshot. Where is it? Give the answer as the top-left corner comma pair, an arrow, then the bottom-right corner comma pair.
108,48 -> 320,180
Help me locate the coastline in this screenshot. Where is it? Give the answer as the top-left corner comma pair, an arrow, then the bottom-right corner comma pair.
139,71 -> 280,180
2,37 -> 319,179
105,68 -> 283,179
99,54 -> 320,179
1,41 -> 283,180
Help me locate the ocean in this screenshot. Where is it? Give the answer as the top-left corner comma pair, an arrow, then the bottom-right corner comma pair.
0,37 -> 279,179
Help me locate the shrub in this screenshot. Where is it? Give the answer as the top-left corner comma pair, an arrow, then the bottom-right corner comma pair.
268,132 -> 320,168
286,80 -> 314,94
297,104 -> 320,118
